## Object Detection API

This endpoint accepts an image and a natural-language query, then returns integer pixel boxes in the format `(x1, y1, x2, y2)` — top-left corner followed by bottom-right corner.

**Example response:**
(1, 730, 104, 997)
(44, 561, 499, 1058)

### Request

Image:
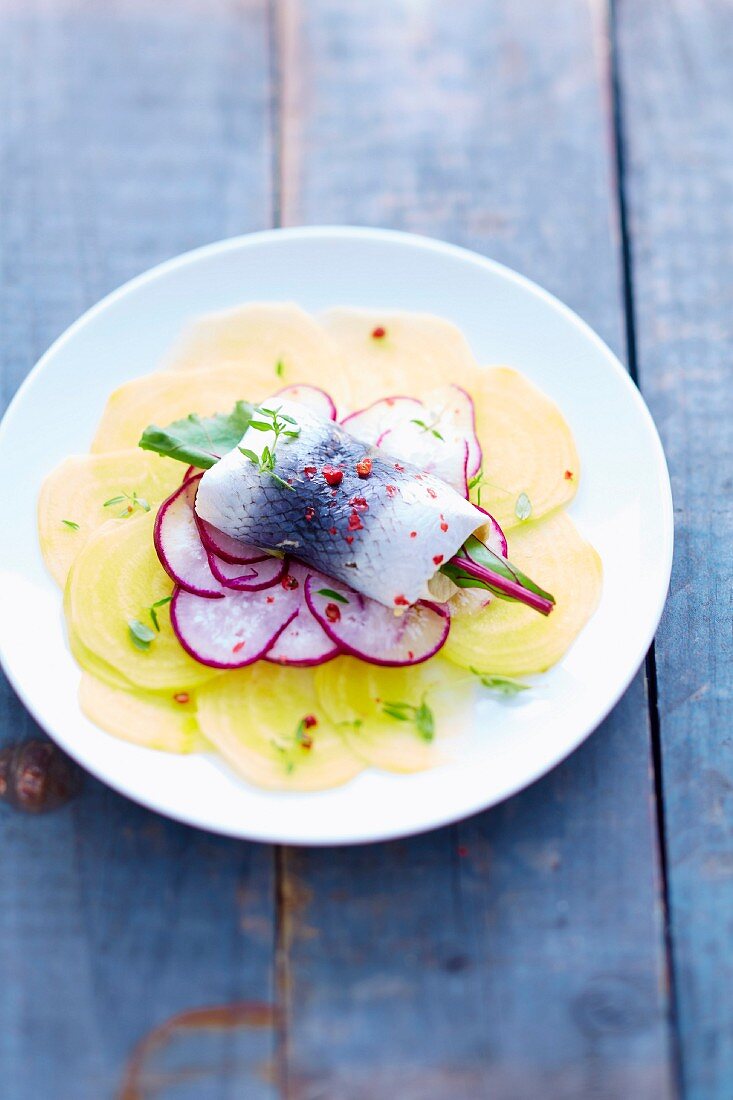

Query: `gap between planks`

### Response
(608, 0, 682, 1092)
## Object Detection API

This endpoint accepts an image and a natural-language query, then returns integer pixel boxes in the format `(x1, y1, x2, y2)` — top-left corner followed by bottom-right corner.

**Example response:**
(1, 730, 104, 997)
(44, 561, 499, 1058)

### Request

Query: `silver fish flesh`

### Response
(195, 398, 482, 608)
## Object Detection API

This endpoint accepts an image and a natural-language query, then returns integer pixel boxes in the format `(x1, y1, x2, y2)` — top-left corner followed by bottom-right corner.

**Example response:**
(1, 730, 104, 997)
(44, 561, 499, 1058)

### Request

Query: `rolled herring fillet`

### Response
(195, 397, 483, 609)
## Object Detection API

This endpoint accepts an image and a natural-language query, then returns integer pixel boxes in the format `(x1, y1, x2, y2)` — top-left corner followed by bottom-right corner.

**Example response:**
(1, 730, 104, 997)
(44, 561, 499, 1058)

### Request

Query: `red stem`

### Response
(450, 556, 554, 616)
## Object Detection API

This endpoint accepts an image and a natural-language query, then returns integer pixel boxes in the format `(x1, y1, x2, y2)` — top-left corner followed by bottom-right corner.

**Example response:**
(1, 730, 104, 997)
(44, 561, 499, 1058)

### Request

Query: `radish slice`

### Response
(208, 552, 288, 591)
(340, 395, 424, 441)
(273, 384, 337, 420)
(304, 575, 450, 666)
(266, 567, 341, 666)
(426, 384, 483, 477)
(171, 579, 300, 668)
(196, 517, 268, 565)
(153, 478, 222, 599)
(377, 424, 469, 496)
(476, 507, 508, 557)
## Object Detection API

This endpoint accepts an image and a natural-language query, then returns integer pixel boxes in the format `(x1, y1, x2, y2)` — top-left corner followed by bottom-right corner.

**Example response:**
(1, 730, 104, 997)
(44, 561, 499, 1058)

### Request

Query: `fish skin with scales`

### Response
(195, 398, 483, 608)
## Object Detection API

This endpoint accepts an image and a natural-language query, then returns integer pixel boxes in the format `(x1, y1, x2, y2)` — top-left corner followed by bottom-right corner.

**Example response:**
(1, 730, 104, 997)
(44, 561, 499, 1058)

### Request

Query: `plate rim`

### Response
(0, 225, 674, 844)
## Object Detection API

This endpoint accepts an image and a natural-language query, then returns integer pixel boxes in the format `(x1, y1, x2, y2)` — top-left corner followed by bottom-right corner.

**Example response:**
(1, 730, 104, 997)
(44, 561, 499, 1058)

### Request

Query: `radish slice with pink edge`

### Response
(196, 516, 269, 565)
(171, 578, 301, 669)
(153, 477, 223, 599)
(425, 384, 483, 478)
(272, 384, 337, 420)
(266, 566, 341, 666)
(476, 506, 508, 557)
(340, 395, 424, 441)
(208, 551, 288, 591)
(304, 575, 450, 667)
(376, 423, 469, 496)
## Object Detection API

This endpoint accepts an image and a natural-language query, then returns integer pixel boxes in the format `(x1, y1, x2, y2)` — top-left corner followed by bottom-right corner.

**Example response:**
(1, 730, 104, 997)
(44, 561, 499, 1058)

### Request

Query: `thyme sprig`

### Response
(381, 699, 435, 741)
(469, 668, 530, 695)
(104, 491, 151, 518)
(467, 467, 532, 519)
(147, 595, 173, 632)
(410, 417, 444, 441)
(239, 405, 300, 492)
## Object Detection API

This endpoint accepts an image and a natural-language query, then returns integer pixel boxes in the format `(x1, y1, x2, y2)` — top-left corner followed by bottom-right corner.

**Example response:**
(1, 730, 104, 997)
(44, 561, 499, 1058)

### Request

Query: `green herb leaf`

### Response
(248, 420, 274, 431)
(269, 471, 295, 491)
(470, 668, 530, 695)
(410, 417, 444, 442)
(128, 618, 156, 651)
(316, 588, 349, 603)
(515, 492, 532, 521)
(139, 401, 255, 469)
(414, 701, 435, 741)
(103, 491, 151, 518)
(382, 703, 411, 722)
(239, 447, 260, 465)
(382, 698, 436, 741)
(275, 360, 285, 378)
(61, 519, 80, 530)
(147, 595, 173, 632)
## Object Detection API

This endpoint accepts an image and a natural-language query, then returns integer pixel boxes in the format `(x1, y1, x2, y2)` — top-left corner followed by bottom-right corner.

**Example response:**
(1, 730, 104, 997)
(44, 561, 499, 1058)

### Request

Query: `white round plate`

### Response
(0, 228, 672, 844)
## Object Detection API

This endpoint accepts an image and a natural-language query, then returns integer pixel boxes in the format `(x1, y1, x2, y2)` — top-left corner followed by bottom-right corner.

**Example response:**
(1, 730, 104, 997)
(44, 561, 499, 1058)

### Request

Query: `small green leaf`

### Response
(61, 519, 80, 530)
(239, 447, 260, 465)
(382, 703, 411, 722)
(128, 618, 155, 651)
(269, 472, 296, 491)
(410, 418, 428, 430)
(275, 360, 285, 378)
(279, 413, 298, 425)
(249, 420, 274, 431)
(470, 668, 530, 696)
(139, 400, 254, 470)
(316, 588, 349, 604)
(134, 494, 151, 513)
(515, 492, 532, 521)
(103, 495, 126, 507)
(431, 429, 444, 441)
(415, 702, 435, 741)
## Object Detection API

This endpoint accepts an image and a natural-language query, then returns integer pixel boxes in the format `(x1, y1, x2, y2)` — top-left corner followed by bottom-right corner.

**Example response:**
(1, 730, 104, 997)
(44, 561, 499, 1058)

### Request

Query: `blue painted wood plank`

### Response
(616, 2, 733, 1097)
(0, 3, 278, 1097)
(275, 2, 675, 1095)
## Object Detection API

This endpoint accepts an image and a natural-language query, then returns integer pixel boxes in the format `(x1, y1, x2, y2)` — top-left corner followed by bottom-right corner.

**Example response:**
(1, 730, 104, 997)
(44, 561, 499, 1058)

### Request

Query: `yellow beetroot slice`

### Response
(444, 511, 602, 676)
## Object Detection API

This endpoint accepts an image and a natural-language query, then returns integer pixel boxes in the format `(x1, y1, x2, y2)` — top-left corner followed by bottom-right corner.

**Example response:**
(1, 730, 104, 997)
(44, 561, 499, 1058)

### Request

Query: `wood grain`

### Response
(0, 3, 277, 1097)
(276, 2, 674, 1096)
(616, 2, 733, 1097)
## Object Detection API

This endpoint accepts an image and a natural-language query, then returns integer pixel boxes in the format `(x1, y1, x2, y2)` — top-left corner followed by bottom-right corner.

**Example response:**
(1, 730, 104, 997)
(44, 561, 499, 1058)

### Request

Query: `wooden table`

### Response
(1, 3, 730, 1097)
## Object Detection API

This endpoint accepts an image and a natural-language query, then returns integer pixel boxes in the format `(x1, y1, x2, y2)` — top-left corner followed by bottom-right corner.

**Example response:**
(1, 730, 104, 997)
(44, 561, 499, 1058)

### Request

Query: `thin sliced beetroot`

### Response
(429, 384, 483, 477)
(341, 395, 423, 442)
(376, 424, 469, 496)
(208, 552, 288, 591)
(266, 566, 341, 666)
(196, 516, 269, 564)
(171, 577, 300, 668)
(476, 507, 508, 557)
(304, 575, 449, 666)
(273, 384, 337, 420)
(153, 477, 222, 598)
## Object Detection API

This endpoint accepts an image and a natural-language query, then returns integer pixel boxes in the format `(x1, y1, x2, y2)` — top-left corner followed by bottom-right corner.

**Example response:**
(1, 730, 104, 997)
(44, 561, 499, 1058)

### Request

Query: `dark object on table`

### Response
(0, 739, 82, 813)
